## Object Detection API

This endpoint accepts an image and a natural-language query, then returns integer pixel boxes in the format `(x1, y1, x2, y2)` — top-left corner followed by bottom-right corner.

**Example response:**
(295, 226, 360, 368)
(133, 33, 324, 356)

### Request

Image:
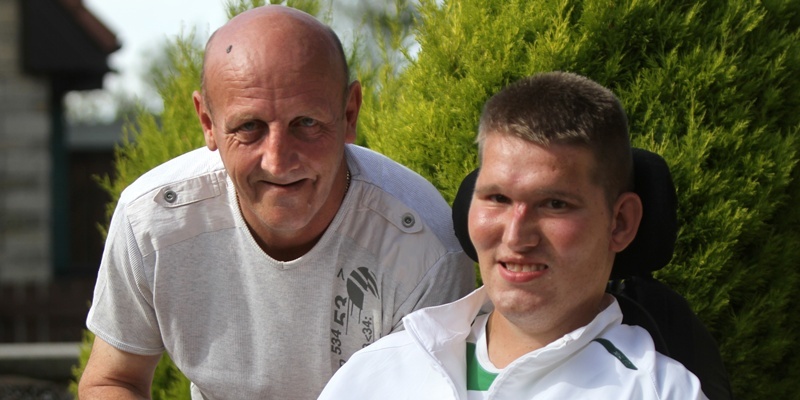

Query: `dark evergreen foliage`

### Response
(360, 1, 800, 398)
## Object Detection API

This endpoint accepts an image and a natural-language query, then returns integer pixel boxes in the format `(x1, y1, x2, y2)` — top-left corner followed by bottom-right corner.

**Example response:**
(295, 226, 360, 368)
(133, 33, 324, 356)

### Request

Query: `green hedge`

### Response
(72, 1, 800, 399)
(360, 1, 800, 399)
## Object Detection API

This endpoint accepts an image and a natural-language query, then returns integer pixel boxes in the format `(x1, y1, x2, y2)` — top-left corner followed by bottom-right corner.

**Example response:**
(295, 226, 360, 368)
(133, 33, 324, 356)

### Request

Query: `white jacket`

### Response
(319, 287, 708, 400)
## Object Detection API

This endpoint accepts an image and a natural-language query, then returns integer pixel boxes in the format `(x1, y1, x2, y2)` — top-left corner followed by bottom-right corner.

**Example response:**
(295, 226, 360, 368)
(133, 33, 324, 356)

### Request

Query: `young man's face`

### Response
(469, 133, 628, 345)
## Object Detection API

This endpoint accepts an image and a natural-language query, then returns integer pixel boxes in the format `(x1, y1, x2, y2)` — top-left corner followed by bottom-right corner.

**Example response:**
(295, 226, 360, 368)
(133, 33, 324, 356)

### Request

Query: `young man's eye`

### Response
(488, 194, 511, 204)
(545, 199, 569, 209)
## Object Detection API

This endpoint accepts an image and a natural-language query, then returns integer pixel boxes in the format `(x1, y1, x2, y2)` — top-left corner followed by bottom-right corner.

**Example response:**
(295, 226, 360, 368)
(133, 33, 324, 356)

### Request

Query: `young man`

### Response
(78, 5, 474, 399)
(318, 72, 707, 399)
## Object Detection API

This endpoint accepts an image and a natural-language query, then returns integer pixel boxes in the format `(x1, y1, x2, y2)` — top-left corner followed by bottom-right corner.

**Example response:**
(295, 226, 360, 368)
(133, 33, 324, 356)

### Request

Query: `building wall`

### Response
(0, 0, 53, 283)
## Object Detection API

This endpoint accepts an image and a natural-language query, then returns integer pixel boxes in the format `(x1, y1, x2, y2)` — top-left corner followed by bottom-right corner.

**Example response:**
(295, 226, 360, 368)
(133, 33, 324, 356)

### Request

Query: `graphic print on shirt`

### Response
(331, 266, 381, 367)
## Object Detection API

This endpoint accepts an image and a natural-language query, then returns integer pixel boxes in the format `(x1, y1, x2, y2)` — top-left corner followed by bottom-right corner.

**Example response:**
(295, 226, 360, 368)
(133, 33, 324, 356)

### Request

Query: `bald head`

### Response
(200, 5, 350, 110)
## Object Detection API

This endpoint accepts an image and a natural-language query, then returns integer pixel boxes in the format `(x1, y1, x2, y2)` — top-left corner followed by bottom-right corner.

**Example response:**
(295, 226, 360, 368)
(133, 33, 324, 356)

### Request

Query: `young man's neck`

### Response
(486, 295, 613, 368)
(485, 311, 551, 369)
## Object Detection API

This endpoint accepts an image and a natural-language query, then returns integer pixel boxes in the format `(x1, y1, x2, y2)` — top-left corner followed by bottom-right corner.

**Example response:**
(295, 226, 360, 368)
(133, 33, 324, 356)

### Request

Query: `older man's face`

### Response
(195, 14, 358, 260)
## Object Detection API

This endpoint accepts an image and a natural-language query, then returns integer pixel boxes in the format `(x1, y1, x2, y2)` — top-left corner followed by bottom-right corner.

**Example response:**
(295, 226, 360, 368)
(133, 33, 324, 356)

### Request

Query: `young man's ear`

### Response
(610, 192, 643, 253)
(193, 90, 217, 151)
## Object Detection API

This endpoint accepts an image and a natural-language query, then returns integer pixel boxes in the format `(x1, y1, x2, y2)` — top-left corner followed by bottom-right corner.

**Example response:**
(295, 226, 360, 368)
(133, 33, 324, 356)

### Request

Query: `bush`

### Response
(359, 0, 800, 398)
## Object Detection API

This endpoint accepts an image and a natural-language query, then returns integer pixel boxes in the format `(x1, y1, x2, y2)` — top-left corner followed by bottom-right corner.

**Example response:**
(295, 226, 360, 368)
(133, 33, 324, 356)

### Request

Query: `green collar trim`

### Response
(593, 338, 638, 370)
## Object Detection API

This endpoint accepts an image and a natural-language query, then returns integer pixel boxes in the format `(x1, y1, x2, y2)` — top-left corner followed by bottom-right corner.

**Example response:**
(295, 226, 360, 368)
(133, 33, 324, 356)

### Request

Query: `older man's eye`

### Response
(241, 121, 259, 131)
(297, 117, 318, 127)
(232, 121, 265, 143)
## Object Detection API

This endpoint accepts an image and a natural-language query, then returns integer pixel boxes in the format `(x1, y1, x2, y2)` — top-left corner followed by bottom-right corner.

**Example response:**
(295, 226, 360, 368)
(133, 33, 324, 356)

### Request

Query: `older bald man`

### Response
(78, 5, 474, 399)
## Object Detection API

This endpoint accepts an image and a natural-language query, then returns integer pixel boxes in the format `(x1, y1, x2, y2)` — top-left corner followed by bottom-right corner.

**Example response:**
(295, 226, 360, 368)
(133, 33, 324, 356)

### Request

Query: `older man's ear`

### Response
(193, 90, 217, 151)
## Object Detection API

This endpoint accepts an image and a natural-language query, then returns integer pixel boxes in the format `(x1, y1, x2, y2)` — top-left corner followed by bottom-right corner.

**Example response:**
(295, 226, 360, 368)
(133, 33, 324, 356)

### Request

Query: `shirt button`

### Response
(401, 213, 415, 228)
(164, 190, 177, 203)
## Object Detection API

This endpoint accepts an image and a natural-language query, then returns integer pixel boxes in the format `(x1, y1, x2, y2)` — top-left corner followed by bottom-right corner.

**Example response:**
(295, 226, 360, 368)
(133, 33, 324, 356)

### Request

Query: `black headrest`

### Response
(451, 148, 678, 279)
(452, 168, 480, 263)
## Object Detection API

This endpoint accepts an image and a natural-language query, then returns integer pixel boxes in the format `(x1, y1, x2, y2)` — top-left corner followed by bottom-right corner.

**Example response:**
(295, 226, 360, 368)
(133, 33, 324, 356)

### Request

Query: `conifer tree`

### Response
(359, 1, 800, 398)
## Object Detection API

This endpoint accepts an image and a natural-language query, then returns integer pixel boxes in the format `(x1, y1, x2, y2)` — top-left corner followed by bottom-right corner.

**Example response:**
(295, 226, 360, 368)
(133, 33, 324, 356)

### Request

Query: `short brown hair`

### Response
(477, 71, 633, 204)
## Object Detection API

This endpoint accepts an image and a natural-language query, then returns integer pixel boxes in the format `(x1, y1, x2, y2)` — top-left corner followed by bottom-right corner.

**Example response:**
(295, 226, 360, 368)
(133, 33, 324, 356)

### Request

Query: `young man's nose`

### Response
(502, 204, 540, 251)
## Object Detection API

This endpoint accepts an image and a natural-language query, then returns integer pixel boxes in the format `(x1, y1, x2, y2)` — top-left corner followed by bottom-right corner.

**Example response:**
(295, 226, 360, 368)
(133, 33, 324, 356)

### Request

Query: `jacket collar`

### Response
(401, 287, 491, 397)
(401, 287, 625, 396)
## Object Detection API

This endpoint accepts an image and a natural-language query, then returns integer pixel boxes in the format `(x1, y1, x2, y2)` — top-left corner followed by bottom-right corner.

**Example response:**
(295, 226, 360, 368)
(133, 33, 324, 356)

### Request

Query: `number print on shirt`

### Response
(331, 266, 382, 366)
(362, 316, 373, 347)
